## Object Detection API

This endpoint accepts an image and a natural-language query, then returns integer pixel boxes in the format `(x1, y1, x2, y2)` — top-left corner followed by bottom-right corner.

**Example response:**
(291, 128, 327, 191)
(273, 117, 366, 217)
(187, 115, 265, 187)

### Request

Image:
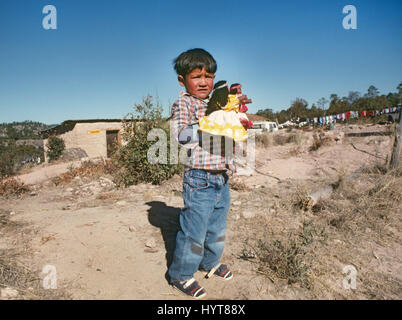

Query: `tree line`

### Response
(256, 83, 402, 124)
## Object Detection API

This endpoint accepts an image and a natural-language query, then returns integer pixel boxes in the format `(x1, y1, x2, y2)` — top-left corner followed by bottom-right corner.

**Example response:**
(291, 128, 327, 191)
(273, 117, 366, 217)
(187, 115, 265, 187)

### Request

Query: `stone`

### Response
(145, 238, 156, 248)
(129, 225, 136, 232)
(116, 200, 127, 206)
(1, 287, 18, 299)
(233, 200, 242, 206)
(242, 210, 257, 219)
(232, 214, 240, 221)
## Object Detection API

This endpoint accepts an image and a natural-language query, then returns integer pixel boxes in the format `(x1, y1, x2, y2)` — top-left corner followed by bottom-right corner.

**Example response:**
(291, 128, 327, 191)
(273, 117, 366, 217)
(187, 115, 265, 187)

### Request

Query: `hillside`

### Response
(0, 121, 56, 178)
(0, 121, 55, 141)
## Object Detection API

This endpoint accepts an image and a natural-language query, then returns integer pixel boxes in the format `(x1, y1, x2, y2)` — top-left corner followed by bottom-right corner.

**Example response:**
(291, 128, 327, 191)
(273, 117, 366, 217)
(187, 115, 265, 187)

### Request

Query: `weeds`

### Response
(309, 134, 332, 151)
(51, 160, 117, 186)
(229, 178, 250, 192)
(0, 177, 30, 197)
(254, 219, 327, 289)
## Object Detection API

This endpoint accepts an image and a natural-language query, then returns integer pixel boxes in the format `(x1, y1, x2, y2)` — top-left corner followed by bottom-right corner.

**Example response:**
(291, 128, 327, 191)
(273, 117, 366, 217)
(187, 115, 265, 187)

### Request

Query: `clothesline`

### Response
(306, 106, 401, 125)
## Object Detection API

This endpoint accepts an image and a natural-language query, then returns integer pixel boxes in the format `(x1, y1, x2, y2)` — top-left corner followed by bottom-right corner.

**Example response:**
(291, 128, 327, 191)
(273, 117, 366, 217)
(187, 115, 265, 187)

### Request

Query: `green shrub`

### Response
(112, 95, 183, 186)
(46, 136, 65, 162)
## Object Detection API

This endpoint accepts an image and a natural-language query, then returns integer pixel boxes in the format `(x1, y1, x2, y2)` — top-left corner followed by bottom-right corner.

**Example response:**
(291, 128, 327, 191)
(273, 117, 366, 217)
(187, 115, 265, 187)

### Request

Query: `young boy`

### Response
(168, 48, 234, 299)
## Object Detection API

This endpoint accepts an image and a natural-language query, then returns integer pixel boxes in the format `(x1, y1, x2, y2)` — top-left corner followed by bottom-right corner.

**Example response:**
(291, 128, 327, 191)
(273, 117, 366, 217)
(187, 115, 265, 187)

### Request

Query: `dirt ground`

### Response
(0, 123, 401, 300)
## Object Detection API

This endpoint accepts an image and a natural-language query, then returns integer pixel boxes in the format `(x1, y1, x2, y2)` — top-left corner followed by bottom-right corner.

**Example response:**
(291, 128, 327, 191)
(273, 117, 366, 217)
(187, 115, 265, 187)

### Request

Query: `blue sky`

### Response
(0, 0, 401, 124)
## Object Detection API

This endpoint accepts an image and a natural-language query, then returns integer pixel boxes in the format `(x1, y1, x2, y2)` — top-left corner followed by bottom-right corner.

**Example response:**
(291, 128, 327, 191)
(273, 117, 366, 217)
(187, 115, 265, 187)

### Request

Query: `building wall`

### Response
(43, 122, 124, 162)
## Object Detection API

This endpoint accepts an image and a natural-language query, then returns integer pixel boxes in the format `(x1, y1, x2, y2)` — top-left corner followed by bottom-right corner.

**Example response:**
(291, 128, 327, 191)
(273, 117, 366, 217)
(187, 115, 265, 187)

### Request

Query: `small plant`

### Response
(112, 95, 183, 186)
(309, 134, 331, 151)
(229, 178, 249, 191)
(46, 136, 65, 162)
(0, 177, 30, 196)
(255, 133, 273, 148)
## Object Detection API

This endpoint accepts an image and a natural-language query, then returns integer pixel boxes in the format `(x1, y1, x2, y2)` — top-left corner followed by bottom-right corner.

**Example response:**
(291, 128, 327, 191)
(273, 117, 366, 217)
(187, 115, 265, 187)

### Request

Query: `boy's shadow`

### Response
(146, 201, 181, 282)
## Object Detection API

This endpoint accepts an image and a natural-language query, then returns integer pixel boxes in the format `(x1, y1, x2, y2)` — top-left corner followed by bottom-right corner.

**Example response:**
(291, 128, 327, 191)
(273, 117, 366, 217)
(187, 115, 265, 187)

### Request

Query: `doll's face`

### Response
(230, 84, 242, 95)
(178, 67, 215, 99)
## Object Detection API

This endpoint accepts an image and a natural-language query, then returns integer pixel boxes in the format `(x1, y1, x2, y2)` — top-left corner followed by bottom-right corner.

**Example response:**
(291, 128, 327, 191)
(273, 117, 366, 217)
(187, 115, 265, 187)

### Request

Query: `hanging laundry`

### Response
(346, 111, 351, 120)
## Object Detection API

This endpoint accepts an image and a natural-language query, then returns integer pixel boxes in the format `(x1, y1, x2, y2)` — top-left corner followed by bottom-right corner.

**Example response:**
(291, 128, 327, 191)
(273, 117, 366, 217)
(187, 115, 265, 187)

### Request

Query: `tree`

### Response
(46, 136, 65, 162)
(397, 82, 402, 104)
(256, 108, 274, 120)
(316, 97, 329, 110)
(288, 98, 308, 120)
(347, 91, 361, 104)
(365, 85, 379, 99)
(112, 95, 182, 186)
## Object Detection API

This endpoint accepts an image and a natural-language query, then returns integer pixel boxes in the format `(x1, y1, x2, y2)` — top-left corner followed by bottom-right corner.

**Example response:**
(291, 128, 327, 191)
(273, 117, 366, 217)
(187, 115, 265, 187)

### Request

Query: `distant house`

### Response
(40, 119, 124, 162)
(245, 113, 270, 122)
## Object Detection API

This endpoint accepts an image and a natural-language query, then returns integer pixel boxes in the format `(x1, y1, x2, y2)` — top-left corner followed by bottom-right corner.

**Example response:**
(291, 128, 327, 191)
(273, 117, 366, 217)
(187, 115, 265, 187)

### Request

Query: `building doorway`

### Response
(106, 130, 120, 158)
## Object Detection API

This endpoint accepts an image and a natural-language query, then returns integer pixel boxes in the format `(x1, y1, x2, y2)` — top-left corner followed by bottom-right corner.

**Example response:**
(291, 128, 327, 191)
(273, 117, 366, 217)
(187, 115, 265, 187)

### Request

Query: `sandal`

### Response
(204, 263, 233, 280)
(170, 278, 207, 299)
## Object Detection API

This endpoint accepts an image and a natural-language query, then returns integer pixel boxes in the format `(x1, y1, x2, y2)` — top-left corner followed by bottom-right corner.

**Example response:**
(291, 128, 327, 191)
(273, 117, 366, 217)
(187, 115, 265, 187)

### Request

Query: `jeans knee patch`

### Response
(190, 243, 203, 255)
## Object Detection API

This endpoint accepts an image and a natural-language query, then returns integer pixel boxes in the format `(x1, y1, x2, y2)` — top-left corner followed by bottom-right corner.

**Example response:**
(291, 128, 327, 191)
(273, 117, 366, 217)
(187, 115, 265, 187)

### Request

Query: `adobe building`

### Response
(41, 119, 124, 163)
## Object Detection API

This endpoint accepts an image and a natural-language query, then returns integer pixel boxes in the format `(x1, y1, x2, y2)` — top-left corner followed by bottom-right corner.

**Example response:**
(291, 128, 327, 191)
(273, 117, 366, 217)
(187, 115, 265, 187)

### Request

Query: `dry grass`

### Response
(243, 162, 402, 298)
(229, 178, 250, 192)
(51, 160, 117, 186)
(0, 177, 30, 197)
(0, 210, 70, 299)
(309, 134, 333, 151)
(256, 131, 306, 149)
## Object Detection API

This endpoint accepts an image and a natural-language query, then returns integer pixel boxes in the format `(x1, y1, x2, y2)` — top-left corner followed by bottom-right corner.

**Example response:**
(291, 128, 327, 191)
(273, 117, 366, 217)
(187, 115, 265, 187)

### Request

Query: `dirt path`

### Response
(1, 124, 400, 300)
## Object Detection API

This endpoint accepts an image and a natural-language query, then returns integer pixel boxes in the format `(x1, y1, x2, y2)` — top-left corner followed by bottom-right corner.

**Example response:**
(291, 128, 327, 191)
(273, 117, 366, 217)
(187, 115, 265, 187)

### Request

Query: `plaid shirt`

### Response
(171, 91, 232, 171)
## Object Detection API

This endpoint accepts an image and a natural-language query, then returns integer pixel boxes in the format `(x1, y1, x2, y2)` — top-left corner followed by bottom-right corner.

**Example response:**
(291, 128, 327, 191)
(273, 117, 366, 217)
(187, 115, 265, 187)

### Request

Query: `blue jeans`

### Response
(168, 169, 231, 282)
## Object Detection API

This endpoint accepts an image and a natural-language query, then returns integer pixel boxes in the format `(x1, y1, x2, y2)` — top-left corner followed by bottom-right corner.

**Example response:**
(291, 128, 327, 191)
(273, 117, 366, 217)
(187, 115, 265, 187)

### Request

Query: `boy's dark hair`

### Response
(206, 80, 228, 116)
(174, 48, 217, 77)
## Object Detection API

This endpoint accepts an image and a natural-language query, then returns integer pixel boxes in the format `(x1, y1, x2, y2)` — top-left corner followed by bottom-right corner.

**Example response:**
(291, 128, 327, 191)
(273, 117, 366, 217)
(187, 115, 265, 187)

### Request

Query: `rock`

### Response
(232, 214, 240, 221)
(116, 200, 127, 206)
(9, 211, 15, 216)
(29, 191, 37, 196)
(1, 287, 19, 299)
(233, 200, 242, 206)
(129, 225, 136, 232)
(66, 188, 74, 193)
(99, 177, 114, 185)
(242, 210, 257, 219)
(145, 238, 156, 248)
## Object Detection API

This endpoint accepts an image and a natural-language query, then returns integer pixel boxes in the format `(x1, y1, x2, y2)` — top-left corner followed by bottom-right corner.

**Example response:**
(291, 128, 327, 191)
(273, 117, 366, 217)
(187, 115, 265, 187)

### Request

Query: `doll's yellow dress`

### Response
(198, 94, 248, 142)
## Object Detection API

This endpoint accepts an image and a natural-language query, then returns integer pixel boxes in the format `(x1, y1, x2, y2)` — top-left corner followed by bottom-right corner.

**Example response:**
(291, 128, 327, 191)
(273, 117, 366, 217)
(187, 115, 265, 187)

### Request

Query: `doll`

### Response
(199, 81, 252, 142)
(229, 83, 253, 130)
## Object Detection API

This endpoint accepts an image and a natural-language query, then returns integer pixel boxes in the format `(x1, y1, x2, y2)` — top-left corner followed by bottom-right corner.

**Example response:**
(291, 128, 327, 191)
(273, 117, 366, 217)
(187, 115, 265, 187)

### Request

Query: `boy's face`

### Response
(178, 67, 215, 100)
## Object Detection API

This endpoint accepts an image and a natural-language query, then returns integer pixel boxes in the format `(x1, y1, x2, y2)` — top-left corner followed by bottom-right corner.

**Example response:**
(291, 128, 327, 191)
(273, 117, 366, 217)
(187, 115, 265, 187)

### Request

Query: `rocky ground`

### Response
(0, 123, 401, 300)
